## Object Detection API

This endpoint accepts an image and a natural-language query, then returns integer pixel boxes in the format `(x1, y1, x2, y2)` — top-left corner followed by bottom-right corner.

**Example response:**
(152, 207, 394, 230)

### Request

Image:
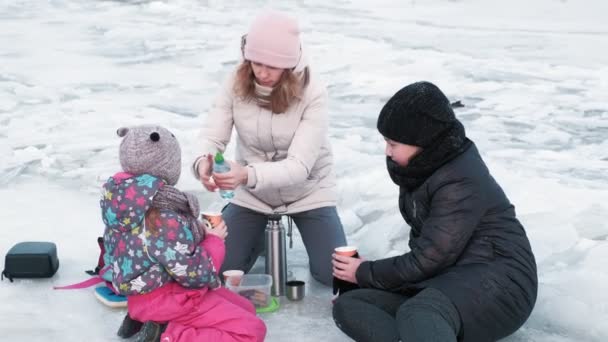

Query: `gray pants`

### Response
(333, 288, 461, 342)
(220, 203, 347, 286)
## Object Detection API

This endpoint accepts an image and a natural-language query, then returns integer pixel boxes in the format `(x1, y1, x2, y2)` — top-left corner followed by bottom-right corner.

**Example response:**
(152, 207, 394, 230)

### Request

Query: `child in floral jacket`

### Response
(101, 125, 266, 342)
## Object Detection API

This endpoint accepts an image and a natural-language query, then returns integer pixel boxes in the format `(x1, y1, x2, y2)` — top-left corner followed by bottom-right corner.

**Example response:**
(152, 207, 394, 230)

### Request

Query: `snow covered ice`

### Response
(1, 0, 607, 341)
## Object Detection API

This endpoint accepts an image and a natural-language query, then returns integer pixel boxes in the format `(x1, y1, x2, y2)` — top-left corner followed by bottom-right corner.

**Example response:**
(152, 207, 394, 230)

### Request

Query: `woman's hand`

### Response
(212, 161, 248, 190)
(332, 253, 365, 284)
(197, 155, 218, 192)
(204, 219, 228, 241)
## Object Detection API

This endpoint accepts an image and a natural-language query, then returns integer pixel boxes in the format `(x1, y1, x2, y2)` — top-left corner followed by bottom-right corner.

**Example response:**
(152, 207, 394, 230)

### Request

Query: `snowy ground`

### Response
(1, 0, 607, 341)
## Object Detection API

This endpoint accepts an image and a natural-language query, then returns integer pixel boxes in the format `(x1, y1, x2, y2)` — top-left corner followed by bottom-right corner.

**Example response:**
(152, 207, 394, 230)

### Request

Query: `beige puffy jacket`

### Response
(196, 67, 336, 215)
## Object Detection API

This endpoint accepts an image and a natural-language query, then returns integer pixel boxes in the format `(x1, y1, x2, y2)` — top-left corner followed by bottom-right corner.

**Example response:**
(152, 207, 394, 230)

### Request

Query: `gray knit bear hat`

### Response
(117, 125, 181, 186)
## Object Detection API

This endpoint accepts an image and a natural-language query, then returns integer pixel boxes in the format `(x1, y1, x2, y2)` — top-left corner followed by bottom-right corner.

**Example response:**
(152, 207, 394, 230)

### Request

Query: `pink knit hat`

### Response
(244, 11, 301, 69)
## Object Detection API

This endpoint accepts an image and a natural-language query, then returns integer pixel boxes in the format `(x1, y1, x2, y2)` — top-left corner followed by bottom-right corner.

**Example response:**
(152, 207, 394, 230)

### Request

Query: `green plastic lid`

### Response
(214, 152, 224, 163)
(256, 296, 280, 313)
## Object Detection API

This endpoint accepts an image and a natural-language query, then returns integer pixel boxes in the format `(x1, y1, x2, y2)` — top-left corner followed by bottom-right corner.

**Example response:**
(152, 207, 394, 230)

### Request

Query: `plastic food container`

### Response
(226, 274, 272, 308)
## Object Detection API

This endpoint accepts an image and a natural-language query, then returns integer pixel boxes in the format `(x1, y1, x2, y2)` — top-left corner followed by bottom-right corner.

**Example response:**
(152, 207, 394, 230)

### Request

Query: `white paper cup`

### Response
(335, 246, 358, 257)
(222, 270, 244, 286)
(201, 211, 222, 230)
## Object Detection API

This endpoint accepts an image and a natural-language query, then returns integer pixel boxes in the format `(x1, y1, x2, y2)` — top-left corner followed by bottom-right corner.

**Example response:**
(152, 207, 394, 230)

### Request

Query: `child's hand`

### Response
(204, 219, 228, 241)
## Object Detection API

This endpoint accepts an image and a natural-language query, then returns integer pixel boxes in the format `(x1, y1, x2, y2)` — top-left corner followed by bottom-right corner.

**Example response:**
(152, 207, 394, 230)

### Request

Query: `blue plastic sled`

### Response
(94, 285, 127, 308)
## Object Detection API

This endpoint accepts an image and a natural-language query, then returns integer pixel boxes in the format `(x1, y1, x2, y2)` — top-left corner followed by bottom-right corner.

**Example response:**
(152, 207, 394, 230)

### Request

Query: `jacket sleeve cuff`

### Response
(192, 155, 205, 180)
(246, 165, 257, 189)
(356, 260, 374, 288)
(201, 235, 226, 271)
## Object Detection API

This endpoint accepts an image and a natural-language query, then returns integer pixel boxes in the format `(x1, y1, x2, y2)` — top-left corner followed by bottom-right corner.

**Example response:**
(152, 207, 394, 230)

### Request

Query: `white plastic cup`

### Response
(222, 270, 244, 286)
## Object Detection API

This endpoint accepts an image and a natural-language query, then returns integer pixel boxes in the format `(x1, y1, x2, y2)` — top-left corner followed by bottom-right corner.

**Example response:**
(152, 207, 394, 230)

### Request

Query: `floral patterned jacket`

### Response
(100, 173, 220, 296)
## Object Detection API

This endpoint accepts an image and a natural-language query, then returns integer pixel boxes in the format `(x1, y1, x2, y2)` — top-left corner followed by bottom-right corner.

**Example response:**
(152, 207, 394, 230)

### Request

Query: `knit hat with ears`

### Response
(117, 125, 181, 186)
(243, 10, 302, 69)
(377, 81, 457, 148)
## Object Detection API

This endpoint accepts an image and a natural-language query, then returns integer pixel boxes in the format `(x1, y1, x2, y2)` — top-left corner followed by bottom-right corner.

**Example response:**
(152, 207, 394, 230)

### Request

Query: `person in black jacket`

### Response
(332, 81, 538, 342)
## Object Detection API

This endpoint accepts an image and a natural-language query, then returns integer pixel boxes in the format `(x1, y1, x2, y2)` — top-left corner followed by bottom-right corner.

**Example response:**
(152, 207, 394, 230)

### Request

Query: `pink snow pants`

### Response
(128, 282, 266, 342)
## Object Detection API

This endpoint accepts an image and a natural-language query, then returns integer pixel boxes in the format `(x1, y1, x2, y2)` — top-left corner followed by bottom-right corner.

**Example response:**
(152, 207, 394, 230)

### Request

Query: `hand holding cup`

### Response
(202, 212, 227, 241)
(201, 211, 223, 230)
(332, 246, 364, 285)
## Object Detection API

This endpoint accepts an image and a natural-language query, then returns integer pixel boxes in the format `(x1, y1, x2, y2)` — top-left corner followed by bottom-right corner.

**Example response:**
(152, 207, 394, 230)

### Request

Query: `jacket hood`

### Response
(100, 172, 164, 233)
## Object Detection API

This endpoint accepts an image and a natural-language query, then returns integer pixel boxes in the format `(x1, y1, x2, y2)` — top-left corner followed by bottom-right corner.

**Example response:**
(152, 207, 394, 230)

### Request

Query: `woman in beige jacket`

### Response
(193, 11, 347, 286)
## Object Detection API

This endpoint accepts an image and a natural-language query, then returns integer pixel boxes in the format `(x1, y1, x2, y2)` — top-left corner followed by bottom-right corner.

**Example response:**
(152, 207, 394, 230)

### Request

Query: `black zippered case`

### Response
(2, 242, 59, 282)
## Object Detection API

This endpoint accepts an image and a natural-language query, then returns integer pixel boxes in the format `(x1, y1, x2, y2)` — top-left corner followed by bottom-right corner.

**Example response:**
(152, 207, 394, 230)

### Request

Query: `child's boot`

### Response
(116, 314, 143, 338)
(134, 321, 168, 342)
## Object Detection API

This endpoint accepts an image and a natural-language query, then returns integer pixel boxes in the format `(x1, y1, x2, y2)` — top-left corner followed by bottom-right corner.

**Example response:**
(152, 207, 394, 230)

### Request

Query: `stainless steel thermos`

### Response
(265, 214, 287, 296)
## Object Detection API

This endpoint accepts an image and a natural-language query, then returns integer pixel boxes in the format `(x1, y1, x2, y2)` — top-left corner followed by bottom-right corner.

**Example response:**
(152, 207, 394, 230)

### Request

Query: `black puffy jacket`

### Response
(356, 143, 538, 342)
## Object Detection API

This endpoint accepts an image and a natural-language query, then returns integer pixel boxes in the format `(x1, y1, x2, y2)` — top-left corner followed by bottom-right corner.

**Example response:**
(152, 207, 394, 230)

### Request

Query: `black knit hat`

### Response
(377, 81, 456, 147)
